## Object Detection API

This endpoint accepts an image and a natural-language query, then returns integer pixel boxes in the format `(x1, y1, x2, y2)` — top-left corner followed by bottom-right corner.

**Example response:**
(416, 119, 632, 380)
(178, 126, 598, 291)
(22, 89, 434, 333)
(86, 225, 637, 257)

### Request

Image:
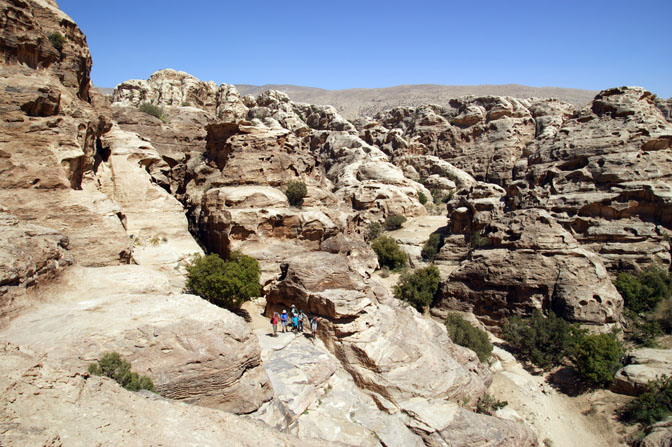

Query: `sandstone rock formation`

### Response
(435, 209, 623, 327)
(638, 417, 672, 447)
(0, 342, 327, 447)
(613, 348, 672, 396)
(0, 265, 273, 414)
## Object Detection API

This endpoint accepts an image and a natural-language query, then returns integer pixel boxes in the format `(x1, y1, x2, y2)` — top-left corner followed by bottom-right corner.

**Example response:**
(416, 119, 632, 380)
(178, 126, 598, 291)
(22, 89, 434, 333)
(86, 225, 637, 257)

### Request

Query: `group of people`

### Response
(270, 304, 318, 337)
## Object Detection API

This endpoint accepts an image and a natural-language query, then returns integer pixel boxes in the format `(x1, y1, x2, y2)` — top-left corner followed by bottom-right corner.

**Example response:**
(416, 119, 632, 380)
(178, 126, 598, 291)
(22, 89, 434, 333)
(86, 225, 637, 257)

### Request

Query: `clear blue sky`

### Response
(58, 0, 672, 98)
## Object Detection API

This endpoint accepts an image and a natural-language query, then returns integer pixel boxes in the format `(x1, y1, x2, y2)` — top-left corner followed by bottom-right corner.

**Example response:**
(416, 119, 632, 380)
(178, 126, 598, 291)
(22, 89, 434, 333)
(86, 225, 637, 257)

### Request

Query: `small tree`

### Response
(394, 265, 440, 311)
(185, 252, 261, 308)
(421, 233, 444, 261)
(445, 313, 492, 362)
(384, 213, 406, 230)
(616, 268, 672, 314)
(371, 236, 407, 270)
(572, 332, 623, 388)
(88, 352, 155, 392)
(501, 309, 581, 370)
(418, 191, 428, 205)
(285, 180, 308, 207)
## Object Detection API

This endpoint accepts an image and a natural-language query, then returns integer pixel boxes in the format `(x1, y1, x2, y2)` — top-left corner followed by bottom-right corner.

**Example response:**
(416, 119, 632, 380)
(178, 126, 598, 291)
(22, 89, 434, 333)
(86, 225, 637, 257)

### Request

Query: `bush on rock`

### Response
(185, 252, 261, 308)
(285, 180, 308, 207)
(445, 313, 493, 362)
(88, 352, 155, 392)
(371, 236, 407, 271)
(394, 265, 440, 311)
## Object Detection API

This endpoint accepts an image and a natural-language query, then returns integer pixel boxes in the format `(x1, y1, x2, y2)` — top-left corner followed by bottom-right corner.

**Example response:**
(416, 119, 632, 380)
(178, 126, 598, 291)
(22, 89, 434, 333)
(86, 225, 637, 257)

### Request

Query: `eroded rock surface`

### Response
(613, 348, 672, 396)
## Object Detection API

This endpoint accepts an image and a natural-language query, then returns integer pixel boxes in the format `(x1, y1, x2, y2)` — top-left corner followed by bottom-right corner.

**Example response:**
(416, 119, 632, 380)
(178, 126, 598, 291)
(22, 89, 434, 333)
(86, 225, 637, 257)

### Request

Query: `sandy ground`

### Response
(488, 348, 634, 447)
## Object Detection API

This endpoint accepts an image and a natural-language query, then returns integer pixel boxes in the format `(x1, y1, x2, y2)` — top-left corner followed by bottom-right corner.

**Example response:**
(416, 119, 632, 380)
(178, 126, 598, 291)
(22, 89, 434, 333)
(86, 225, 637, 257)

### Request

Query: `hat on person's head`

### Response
(291, 304, 295, 307)
(282, 310, 287, 313)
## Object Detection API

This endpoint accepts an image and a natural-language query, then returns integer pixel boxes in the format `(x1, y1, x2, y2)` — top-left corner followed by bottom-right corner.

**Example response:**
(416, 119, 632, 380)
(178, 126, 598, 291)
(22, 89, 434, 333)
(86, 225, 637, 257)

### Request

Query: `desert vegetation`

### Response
(393, 265, 440, 311)
(384, 213, 407, 231)
(47, 32, 65, 52)
(285, 180, 308, 207)
(371, 236, 407, 270)
(421, 233, 444, 262)
(621, 375, 672, 426)
(88, 352, 155, 392)
(615, 268, 672, 346)
(501, 310, 623, 387)
(445, 313, 492, 362)
(185, 252, 261, 308)
(138, 102, 168, 123)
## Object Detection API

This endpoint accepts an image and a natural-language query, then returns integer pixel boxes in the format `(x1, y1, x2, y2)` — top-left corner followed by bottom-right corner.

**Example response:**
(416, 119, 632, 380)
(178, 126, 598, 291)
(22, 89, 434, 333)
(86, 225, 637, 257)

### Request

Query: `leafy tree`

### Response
(47, 32, 65, 52)
(185, 252, 261, 308)
(285, 180, 308, 207)
(384, 213, 406, 230)
(501, 309, 582, 370)
(421, 233, 444, 261)
(138, 102, 168, 123)
(445, 313, 493, 362)
(394, 265, 440, 311)
(88, 352, 155, 392)
(371, 236, 407, 270)
(616, 268, 672, 313)
(418, 191, 428, 205)
(572, 332, 623, 387)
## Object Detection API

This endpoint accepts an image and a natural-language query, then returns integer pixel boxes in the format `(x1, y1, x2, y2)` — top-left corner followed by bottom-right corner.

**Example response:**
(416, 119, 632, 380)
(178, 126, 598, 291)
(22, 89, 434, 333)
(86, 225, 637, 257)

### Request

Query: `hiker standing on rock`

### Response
(310, 316, 317, 336)
(297, 309, 305, 332)
(280, 310, 288, 333)
(271, 312, 279, 337)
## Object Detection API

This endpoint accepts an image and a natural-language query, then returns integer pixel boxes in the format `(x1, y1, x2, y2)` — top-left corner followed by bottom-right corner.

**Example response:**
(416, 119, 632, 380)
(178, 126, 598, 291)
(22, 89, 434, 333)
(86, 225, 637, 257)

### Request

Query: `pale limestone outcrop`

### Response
(613, 348, 672, 396)
(0, 266, 273, 414)
(112, 68, 249, 120)
(0, 342, 329, 447)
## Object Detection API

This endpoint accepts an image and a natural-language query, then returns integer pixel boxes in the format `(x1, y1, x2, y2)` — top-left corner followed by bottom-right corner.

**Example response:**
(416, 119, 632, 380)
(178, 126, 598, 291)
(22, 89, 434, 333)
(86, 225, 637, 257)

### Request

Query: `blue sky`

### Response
(58, 0, 672, 97)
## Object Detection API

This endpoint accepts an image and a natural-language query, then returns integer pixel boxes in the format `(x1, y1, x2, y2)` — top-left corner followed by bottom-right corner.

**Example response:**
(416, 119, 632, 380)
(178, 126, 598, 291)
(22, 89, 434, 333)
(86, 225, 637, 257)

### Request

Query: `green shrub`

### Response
(572, 332, 623, 387)
(418, 191, 428, 205)
(47, 32, 65, 52)
(394, 265, 440, 311)
(445, 313, 492, 362)
(501, 309, 581, 370)
(471, 229, 489, 248)
(384, 213, 406, 230)
(371, 236, 407, 270)
(285, 180, 308, 207)
(476, 393, 508, 415)
(367, 222, 382, 241)
(185, 252, 261, 308)
(621, 375, 672, 426)
(616, 268, 672, 314)
(88, 352, 155, 392)
(138, 102, 168, 123)
(421, 233, 444, 262)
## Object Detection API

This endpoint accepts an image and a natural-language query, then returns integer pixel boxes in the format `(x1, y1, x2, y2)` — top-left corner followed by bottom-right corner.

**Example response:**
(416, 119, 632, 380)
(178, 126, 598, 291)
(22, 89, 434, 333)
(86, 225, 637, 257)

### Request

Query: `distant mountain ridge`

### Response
(234, 83, 599, 119)
(98, 83, 598, 119)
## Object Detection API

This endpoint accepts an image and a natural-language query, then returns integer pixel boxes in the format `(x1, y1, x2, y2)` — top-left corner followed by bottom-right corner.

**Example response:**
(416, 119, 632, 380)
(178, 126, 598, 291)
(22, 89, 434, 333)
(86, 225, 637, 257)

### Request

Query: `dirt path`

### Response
(488, 347, 631, 447)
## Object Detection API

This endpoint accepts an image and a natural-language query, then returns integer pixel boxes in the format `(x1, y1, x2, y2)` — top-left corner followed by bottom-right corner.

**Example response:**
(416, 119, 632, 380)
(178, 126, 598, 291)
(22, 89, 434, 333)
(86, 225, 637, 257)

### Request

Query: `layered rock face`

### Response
(0, 0, 274, 434)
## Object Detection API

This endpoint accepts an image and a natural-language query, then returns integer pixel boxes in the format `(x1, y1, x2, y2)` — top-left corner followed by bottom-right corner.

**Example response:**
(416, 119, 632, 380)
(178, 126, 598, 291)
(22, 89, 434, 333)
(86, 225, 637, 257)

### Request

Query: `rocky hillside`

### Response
(234, 83, 599, 119)
(3, 0, 672, 446)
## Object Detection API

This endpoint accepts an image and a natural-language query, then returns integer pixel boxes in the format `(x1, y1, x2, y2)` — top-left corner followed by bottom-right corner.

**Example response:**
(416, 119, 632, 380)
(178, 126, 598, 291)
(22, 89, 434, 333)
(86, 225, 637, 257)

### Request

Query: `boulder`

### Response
(613, 348, 672, 396)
